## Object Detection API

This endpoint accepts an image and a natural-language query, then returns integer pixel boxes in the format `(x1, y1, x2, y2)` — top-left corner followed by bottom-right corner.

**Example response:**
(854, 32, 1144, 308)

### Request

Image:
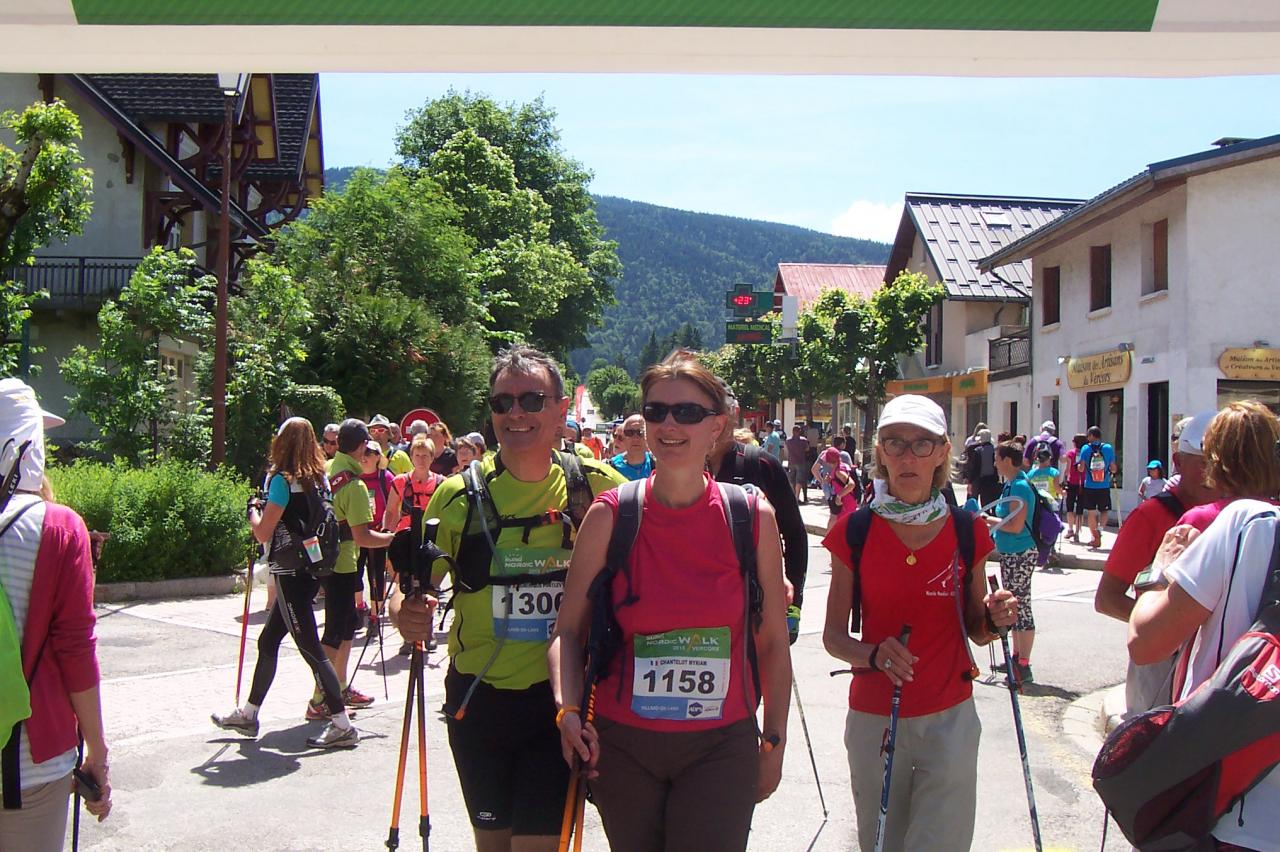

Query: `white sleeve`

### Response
(1164, 513, 1233, 612)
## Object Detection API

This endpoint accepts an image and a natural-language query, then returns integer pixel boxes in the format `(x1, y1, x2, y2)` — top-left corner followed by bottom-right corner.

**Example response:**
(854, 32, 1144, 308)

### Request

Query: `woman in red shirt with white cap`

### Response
(822, 394, 1016, 852)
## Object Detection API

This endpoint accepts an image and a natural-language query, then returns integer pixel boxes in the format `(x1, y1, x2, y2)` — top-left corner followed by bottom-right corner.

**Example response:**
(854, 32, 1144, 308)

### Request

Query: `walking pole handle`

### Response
(986, 576, 1010, 637)
(897, 625, 912, 647)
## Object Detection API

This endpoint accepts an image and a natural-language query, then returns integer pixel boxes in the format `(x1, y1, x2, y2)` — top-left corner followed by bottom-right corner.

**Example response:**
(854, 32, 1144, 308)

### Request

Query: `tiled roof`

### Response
(773, 263, 887, 310)
(84, 73, 318, 180)
(887, 193, 1083, 301)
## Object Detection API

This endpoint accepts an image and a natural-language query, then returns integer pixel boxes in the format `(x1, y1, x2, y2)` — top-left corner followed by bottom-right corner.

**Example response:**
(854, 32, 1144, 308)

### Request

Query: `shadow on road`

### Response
(193, 724, 361, 787)
(973, 677, 1082, 701)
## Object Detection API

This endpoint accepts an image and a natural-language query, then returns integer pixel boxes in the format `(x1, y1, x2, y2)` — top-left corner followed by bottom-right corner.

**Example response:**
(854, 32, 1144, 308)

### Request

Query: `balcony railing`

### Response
(5, 256, 141, 311)
(989, 327, 1031, 378)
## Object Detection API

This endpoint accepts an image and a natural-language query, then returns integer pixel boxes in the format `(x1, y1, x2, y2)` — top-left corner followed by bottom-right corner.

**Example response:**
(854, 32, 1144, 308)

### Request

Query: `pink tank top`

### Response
(593, 475, 757, 732)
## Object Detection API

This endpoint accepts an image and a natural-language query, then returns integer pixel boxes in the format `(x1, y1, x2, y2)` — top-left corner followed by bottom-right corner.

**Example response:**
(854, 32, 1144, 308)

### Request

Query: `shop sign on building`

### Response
(1218, 347, 1280, 381)
(952, 370, 988, 397)
(1067, 349, 1132, 390)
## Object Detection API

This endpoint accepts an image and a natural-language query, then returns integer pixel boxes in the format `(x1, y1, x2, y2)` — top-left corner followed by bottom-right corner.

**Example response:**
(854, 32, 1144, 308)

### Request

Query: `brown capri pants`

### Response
(845, 699, 981, 852)
(0, 773, 72, 852)
(590, 717, 759, 852)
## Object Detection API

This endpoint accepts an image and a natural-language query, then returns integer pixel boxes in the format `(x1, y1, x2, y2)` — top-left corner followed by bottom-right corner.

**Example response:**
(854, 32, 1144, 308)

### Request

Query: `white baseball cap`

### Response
(877, 395, 948, 438)
(1175, 411, 1217, 456)
(0, 379, 62, 491)
(1041, 420, 1056, 433)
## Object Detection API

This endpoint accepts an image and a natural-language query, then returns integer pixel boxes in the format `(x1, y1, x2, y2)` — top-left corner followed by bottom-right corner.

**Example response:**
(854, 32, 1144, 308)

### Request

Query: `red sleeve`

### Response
(822, 512, 854, 569)
(44, 506, 101, 693)
(1104, 503, 1169, 585)
(970, 513, 995, 560)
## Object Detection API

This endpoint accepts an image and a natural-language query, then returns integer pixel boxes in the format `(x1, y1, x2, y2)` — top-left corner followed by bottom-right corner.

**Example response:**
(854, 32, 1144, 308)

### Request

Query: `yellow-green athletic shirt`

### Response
(330, 451, 372, 575)
(425, 452, 625, 690)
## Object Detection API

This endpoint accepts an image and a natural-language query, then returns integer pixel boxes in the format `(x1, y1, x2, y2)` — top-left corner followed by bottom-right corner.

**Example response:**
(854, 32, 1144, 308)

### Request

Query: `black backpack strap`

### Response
(585, 479, 645, 694)
(556, 451, 594, 532)
(844, 507, 874, 632)
(1152, 489, 1186, 520)
(950, 505, 976, 577)
(718, 482, 763, 707)
(740, 443, 763, 486)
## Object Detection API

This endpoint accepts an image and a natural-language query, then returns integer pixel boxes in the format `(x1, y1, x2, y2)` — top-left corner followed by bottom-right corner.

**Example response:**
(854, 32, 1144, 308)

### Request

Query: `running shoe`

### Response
(1016, 662, 1035, 684)
(355, 604, 369, 632)
(399, 641, 414, 657)
(343, 686, 375, 709)
(306, 722, 359, 749)
(211, 708, 259, 738)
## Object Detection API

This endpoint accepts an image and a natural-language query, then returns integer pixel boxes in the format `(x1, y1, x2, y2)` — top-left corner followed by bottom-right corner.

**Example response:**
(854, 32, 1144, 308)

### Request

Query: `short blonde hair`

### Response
(408, 434, 437, 460)
(1204, 401, 1280, 498)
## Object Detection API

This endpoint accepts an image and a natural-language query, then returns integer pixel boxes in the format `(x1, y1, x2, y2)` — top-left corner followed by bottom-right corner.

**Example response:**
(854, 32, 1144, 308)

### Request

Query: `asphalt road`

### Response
(71, 533, 1134, 851)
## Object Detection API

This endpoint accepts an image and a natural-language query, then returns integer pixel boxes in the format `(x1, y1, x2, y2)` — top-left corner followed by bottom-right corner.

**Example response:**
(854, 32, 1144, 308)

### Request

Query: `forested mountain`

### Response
(322, 169, 890, 378)
(578, 196, 889, 377)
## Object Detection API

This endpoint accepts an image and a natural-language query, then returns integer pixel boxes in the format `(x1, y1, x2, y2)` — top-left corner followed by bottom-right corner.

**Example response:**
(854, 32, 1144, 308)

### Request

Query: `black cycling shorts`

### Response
(319, 570, 359, 649)
(1062, 483, 1082, 514)
(1080, 487, 1112, 513)
(443, 666, 569, 836)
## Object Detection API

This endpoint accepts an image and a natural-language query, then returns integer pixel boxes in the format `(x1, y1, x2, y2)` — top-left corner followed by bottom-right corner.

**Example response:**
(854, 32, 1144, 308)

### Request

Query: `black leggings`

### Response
(247, 573, 345, 715)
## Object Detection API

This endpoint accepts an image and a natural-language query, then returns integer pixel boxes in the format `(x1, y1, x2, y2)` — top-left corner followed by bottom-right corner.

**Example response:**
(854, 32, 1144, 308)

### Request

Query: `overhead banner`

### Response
(1218, 348, 1280, 382)
(1067, 349, 1132, 390)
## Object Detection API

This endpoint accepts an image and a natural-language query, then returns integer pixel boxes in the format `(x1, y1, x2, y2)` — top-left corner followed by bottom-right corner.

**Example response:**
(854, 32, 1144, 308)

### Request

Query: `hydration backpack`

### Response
(1023, 483, 1064, 567)
(976, 443, 997, 479)
(268, 475, 344, 578)
(1093, 508, 1280, 850)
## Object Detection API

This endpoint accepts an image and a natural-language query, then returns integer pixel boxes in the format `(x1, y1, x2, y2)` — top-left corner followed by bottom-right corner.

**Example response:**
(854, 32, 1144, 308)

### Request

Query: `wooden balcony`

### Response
(7, 256, 141, 311)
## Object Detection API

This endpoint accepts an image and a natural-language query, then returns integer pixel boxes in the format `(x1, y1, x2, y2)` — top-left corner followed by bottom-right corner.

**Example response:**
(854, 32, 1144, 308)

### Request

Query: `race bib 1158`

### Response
(631, 626, 731, 721)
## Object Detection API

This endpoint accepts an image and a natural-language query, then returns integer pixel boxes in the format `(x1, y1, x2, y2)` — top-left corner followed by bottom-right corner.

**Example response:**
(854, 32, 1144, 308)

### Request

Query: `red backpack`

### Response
(1092, 508, 1280, 850)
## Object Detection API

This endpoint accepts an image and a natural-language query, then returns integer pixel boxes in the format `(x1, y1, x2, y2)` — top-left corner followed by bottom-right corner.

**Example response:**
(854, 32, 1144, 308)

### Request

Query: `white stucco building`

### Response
(981, 134, 1280, 515)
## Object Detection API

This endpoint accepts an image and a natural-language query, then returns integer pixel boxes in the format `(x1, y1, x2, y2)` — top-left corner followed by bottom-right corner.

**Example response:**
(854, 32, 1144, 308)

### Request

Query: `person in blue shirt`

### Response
(988, 441, 1040, 683)
(762, 420, 784, 459)
(607, 413, 655, 481)
(1076, 426, 1117, 549)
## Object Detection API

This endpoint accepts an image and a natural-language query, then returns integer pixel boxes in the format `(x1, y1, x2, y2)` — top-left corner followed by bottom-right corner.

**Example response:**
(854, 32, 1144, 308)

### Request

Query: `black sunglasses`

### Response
(623, 428, 645, 437)
(641, 402, 720, 425)
(488, 391, 551, 414)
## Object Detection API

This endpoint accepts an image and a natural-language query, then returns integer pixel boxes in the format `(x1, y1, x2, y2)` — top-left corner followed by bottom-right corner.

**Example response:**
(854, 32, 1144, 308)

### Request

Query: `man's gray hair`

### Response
(490, 345, 566, 399)
(323, 423, 340, 436)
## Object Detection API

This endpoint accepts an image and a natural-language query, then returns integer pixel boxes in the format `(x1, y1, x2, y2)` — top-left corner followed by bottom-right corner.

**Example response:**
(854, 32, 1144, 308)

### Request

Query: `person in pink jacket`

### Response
(0, 379, 112, 851)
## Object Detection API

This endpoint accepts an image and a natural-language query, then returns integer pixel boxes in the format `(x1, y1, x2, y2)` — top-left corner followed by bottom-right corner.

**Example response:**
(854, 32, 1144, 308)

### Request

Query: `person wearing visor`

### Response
(822, 394, 1016, 852)
(0, 380, 112, 848)
(392, 346, 623, 852)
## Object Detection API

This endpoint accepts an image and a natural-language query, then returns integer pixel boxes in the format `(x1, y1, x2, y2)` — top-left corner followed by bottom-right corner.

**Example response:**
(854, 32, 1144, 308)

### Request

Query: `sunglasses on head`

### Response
(489, 391, 551, 414)
(641, 402, 720, 425)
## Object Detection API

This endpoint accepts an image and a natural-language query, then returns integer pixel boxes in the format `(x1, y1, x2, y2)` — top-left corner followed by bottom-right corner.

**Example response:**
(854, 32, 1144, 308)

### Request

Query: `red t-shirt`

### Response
(822, 512, 994, 718)
(1180, 496, 1280, 532)
(1103, 487, 1185, 585)
(593, 475, 758, 732)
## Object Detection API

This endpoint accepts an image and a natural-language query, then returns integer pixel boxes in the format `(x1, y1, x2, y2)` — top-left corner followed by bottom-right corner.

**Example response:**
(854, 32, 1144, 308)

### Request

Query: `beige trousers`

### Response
(845, 700, 980, 852)
(0, 772, 72, 852)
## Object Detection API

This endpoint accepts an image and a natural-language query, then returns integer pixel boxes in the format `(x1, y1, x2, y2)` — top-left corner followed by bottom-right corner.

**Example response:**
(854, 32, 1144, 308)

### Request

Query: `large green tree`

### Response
(584, 364, 638, 420)
(0, 100, 93, 375)
(273, 168, 492, 428)
(396, 91, 620, 357)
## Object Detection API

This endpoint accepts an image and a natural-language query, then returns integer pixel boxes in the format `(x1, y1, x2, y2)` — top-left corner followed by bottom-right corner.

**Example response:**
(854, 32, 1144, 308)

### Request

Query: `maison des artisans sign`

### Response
(1067, 349, 1132, 390)
(1219, 348, 1280, 381)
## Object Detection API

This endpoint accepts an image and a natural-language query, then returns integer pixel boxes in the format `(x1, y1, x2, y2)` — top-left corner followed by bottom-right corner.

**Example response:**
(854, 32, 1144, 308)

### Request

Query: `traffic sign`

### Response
(725, 284, 773, 318)
(725, 320, 773, 344)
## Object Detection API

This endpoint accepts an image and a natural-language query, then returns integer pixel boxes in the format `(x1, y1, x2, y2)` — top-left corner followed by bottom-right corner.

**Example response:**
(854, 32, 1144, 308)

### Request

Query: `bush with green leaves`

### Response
(47, 460, 254, 583)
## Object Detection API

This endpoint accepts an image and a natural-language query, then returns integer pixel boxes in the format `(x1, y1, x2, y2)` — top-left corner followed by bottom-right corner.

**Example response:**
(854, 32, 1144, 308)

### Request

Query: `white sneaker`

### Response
(211, 708, 259, 738)
(306, 722, 359, 749)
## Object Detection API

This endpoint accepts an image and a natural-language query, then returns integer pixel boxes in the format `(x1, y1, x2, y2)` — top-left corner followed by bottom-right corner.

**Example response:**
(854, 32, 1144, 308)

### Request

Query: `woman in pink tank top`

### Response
(548, 351, 792, 852)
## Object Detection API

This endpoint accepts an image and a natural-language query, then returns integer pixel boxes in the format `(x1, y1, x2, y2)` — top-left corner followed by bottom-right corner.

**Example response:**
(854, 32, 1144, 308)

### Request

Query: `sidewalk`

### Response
(796, 494, 1115, 571)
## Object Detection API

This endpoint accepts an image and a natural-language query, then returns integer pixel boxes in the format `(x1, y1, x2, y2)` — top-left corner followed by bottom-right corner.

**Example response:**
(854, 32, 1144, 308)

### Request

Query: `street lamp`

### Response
(211, 72, 245, 468)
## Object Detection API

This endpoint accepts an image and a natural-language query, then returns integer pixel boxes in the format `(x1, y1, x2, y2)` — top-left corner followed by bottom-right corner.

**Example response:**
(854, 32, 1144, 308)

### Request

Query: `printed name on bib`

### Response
(631, 626, 731, 721)
(490, 548, 571, 641)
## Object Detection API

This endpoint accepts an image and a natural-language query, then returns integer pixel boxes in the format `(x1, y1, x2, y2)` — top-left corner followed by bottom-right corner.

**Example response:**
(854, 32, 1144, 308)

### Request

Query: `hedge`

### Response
(47, 460, 255, 584)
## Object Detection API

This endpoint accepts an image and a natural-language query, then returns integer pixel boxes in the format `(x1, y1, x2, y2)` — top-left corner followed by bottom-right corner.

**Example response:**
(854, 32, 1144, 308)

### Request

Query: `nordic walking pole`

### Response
(988, 575, 1043, 852)
(791, 676, 828, 818)
(572, 688, 596, 852)
(873, 625, 911, 852)
(386, 644, 416, 851)
(414, 641, 431, 852)
(235, 555, 254, 706)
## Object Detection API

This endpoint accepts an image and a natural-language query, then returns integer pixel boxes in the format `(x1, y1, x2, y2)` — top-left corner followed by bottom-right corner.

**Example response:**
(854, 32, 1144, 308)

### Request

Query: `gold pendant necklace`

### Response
(905, 551, 917, 566)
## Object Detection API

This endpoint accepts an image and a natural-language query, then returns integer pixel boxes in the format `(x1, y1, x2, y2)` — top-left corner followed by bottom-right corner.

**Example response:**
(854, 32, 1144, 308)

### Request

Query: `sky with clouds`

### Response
(321, 73, 1280, 244)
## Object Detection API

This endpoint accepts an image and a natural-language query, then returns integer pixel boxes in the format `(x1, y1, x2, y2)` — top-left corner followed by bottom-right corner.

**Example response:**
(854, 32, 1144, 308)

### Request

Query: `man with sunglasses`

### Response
(710, 389, 808, 643)
(392, 346, 624, 852)
(607, 413, 655, 482)
(321, 423, 339, 464)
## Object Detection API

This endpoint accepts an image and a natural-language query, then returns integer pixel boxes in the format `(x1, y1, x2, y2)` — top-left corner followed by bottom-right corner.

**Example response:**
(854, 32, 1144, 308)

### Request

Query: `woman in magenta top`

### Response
(549, 351, 791, 852)
(821, 394, 1016, 852)
(1063, 433, 1088, 542)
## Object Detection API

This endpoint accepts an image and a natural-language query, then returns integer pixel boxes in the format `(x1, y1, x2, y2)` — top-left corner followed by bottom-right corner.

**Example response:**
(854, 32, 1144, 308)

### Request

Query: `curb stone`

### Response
(94, 574, 238, 604)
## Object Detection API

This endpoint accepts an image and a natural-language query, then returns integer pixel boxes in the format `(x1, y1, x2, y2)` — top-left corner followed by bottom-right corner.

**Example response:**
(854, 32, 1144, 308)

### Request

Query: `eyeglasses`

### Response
(322, 438, 338, 446)
(365, 448, 382, 457)
(489, 391, 551, 414)
(623, 428, 645, 438)
(880, 437, 941, 458)
(641, 402, 720, 425)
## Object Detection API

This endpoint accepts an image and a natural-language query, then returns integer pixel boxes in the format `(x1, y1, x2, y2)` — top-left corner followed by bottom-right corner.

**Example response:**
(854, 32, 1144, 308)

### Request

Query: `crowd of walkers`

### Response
(9, 337, 1280, 851)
